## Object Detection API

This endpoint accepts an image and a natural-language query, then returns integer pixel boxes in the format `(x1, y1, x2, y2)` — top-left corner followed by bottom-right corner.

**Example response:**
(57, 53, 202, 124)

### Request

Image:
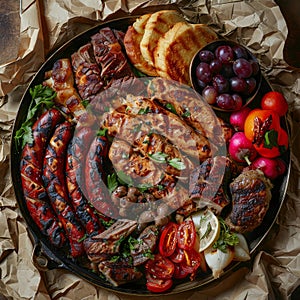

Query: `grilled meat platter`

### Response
(11, 12, 290, 295)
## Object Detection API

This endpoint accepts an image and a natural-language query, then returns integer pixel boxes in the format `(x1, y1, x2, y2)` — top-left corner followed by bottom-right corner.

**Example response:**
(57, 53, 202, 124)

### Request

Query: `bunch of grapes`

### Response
(193, 42, 260, 111)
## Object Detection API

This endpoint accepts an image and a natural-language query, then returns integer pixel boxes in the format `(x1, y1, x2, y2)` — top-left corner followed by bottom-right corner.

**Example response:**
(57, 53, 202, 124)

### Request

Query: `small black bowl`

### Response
(189, 39, 262, 112)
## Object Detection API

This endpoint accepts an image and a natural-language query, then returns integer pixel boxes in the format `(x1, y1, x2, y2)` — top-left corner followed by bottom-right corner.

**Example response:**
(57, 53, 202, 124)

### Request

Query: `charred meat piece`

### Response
(98, 259, 143, 286)
(226, 169, 273, 233)
(189, 156, 240, 214)
(130, 225, 158, 266)
(71, 43, 104, 101)
(84, 219, 137, 263)
(43, 59, 87, 120)
(91, 27, 134, 83)
(147, 77, 226, 148)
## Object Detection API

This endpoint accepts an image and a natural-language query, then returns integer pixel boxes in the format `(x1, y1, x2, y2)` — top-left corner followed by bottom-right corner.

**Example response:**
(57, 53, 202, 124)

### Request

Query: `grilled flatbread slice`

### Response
(124, 14, 158, 76)
(140, 10, 185, 67)
(154, 22, 218, 85)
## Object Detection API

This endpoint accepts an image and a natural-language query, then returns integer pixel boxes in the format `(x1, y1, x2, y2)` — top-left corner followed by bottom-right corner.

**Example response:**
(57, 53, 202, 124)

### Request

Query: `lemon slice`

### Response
(191, 209, 220, 252)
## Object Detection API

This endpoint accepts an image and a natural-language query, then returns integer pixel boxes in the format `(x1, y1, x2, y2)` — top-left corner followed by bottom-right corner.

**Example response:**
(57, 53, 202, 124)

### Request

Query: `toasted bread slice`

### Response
(140, 10, 185, 67)
(154, 22, 218, 85)
(124, 14, 158, 76)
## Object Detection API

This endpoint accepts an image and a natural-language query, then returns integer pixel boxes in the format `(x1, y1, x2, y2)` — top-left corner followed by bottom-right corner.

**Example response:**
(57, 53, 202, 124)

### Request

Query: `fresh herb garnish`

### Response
(165, 103, 177, 114)
(138, 106, 150, 115)
(97, 127, 108, 137)
(143, 249, 154, 259)
(168, 158, 186, 170)
(81, 99, 89, 108)
(213, 218, 239, 253)
(148, 152, 168, 163)
(200, 222, 212, 240)
(110, 255, 120, 262)
(182, 109, 191, 118)
(264, 129, 279, 149)
(78, 234, 88, 243)
(107, 173, 118, 194)
(14, 84, 56, 149)
(117, 171, 134, 186)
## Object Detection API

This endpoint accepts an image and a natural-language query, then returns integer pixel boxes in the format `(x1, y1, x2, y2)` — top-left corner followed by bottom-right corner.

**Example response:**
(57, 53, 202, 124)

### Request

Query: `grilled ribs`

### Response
(226, 169, 273, 233)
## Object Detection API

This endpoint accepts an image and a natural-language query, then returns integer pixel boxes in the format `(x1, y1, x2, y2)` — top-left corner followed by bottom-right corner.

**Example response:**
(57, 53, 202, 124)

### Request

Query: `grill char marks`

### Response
(227, 169, 273, 233)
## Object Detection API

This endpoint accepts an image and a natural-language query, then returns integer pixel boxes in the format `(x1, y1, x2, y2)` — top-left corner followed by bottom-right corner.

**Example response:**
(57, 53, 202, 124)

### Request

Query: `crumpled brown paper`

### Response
(1, 0, 300, 299)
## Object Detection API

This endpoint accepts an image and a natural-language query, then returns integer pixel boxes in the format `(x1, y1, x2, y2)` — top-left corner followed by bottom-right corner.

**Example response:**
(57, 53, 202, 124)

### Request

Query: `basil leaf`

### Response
(148, 152, 168, 163)
(117, 171, 133, 186)
(165, 103, 177, 114)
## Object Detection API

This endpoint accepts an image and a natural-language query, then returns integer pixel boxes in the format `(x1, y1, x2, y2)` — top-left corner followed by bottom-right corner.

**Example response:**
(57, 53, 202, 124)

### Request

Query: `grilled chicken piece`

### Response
(43, 59, 86, 119)
(98, 259, 143, 286)
(189, 156, 240, 214)
(226, 169, 273, 233)
(84, 219, 137, 263)
(131, 225, 158, 266)
(147, 77, 227, 149)
(101, 95, 211, 162)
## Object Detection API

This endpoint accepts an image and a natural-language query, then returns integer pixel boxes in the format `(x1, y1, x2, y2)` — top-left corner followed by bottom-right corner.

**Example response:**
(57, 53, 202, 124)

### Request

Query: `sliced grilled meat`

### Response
(91, 27, 134, 83)
(71, 43, 104, 101)
(131, 225, 158, 266)
(98, 259, 143, 286)
(226, 169, 273, 233)
(84, 219, 137, 263)
(189, 156, 240, 214)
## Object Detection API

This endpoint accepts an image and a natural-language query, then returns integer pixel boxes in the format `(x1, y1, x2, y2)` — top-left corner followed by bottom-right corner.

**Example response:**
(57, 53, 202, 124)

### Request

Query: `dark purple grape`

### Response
(229, 77, 247, 93)
(215, 45, 234, 64)
(196, 78, 207, 90)
(212, 74, 229, 94)
(210, 59, 222, 74)
(232, 94, 243, 110)
(198, 50, 214, 63)
(202, 86, 218, 104)
(196, 62, 212, 84)
(232, 45, 248, 59)
(245, 77, 257, 95)
(249, 60, 260, 76)
(233, 58, 253, 78)
(221, 63, 234, 78)
(216, 94, 235, 110)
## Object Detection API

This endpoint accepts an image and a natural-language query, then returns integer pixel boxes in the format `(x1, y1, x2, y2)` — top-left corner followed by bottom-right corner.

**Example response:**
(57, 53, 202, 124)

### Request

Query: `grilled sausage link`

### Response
(43, 121, 86, 257)
(66, 126, 105, 235)
(85, 135, 118, 219)
(20, 108, 66, 247)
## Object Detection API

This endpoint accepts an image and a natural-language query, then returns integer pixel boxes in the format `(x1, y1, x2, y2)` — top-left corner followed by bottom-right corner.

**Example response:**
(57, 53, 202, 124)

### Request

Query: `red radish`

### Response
(251, 157, 287, 180)
(229, 106, 251, 131)
(229, 132, 257, 164)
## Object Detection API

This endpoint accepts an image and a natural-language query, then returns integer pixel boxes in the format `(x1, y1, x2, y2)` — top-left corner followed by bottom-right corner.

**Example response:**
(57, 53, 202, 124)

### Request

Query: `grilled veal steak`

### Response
(226, 169, 273, 233)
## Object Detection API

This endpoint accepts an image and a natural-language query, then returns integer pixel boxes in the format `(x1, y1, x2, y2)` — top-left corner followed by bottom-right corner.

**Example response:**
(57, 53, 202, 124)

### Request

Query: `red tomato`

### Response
(169, 247, 185, 264)
(177, 220, 196, 250)
(180, 249, 202, 274)
(146, 274, 173, 293)
(145, 254, 175, 279)
(173, 263, 190, 279)
(261, 91, 288, 117)
(159, 222, 178, 257)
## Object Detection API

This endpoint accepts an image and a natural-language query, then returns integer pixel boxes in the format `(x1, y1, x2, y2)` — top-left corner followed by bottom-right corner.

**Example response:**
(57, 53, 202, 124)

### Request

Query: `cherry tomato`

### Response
(159, 222, 178, 257)
(261, 91, 288, 117)
(169, 247, 185, 264)
(145, 254, 175, 279)
(244, 109, 281, 142)
(146, 273, 173, 293)
(254, 128, 288, 158)
(180, 248, 202, 274)
(177, 219, 196, 250)
(173, 263, 190, 279)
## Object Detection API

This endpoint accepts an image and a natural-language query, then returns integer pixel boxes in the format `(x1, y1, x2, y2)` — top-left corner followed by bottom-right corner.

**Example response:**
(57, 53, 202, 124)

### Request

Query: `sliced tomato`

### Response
(145, 254, 175, 279)
(169, 247, 185, 264)
(173, 263, 190, 279)
(159, 222, 178, 257)
(146, 276, 173, 293)
(177, 219, 196, 250)
(180, 248, 202, 274)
